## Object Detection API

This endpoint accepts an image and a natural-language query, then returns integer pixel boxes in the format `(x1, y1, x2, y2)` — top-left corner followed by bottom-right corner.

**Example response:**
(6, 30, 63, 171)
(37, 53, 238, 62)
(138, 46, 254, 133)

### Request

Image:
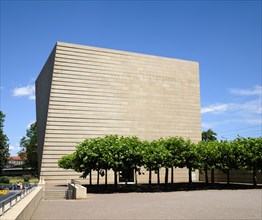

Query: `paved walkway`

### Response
(31, 189, 262, 220)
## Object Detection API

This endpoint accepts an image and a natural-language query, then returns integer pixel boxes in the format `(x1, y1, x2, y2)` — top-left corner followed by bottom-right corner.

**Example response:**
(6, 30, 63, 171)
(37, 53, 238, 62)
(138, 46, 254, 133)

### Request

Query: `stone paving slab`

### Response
(31, 189, 262, 220)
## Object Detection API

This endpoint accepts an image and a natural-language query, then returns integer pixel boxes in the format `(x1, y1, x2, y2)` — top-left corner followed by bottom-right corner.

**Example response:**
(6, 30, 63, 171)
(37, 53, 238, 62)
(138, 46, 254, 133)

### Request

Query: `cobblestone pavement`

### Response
(31, 189, 262, 220)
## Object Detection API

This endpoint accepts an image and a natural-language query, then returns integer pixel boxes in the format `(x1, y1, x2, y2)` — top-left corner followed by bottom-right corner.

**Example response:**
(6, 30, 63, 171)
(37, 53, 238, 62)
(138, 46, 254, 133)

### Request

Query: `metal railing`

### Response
(0, 184, 38, 216)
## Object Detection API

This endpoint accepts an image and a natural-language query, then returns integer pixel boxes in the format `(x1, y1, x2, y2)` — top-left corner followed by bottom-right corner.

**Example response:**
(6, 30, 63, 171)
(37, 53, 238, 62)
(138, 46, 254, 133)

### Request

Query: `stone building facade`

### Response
(36, 42, 201, 183)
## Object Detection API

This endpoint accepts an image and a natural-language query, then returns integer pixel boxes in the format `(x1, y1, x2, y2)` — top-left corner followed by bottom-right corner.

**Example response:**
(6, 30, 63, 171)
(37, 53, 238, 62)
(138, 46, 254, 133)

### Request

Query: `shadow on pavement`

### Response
(83, 182, 262, 194)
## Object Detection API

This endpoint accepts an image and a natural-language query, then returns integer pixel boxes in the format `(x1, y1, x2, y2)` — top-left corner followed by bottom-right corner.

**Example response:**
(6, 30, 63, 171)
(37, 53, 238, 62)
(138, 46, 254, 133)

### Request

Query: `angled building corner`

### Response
(35, 45, 57, 177)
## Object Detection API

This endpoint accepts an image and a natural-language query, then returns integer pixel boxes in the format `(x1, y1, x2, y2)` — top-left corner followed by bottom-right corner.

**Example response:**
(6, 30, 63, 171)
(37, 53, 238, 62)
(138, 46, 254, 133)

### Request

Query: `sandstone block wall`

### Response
(36, 42, 201, 183)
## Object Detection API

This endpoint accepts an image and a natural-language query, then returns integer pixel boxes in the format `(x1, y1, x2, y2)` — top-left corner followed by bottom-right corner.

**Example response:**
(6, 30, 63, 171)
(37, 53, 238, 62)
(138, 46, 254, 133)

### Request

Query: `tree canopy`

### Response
(19, 122, 38, 175)
(202, 129, 217, 142)
(0, 111, 9, 174)
(58, 134, 262, 187)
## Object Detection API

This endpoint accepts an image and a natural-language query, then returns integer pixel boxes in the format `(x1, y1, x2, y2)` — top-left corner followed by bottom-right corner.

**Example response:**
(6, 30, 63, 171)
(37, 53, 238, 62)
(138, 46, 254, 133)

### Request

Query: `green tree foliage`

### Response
(0, 176, 10, 183)
(102, 135, 121, 186)
(74, 138, 101, 185)
(157, 139, 173, 186)
(94, 136, 114, 185)
(164, 137, 188, 184)
(58, 153, 76, 170)
(234, 137, 262, 187)
(202, 129, 217, 142)
(0, 111, 9, 174)
(142, 139, 172, 185)
(59, 135, 144, 186)
(197, 141, 219, 184)
(19, 122, 38, 175)
(182, 140, 200, 185)
(215, 140, 234, 184)
(163, 137, 199, 185)
(58, 134, 262, 187)
(118, 136, 143, 184)
(200, 129, 217, 184)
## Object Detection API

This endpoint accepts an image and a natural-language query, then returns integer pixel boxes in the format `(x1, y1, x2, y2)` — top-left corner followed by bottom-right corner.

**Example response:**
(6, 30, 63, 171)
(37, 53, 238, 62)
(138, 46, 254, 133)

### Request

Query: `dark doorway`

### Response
(119, 169, 134, 183)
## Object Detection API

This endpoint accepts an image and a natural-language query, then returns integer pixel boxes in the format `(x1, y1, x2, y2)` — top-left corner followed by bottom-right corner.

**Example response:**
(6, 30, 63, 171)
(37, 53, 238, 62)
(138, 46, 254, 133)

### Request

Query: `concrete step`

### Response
(43, 190, 67, 200)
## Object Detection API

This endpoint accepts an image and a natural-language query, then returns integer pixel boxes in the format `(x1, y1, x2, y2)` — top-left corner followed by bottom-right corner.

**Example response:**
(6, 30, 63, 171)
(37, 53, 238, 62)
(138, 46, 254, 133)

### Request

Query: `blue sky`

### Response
(1, 1, 261, 156)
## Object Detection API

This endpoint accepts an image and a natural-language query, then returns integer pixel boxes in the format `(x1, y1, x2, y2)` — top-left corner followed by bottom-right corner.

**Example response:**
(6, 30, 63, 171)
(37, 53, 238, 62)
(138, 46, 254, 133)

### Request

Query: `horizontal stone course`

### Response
(36, 42, 201, 183)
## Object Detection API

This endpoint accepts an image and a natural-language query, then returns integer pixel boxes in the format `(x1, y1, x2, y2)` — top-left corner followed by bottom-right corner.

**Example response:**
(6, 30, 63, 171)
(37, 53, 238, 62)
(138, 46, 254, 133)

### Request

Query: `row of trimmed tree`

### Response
(58, 135, 262, 187)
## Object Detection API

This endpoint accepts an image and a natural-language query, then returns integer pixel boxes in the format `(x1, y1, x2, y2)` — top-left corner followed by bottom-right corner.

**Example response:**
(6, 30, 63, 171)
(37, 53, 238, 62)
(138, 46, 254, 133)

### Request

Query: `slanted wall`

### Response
(35, 46, 56, 175)
(36, 42, 201, 183)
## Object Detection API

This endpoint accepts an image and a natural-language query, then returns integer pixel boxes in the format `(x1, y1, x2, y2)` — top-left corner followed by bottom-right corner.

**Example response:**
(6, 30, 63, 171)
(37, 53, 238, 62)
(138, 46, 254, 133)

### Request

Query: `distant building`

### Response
(7, 156, 25, 168)
(36, 42, 201, 183)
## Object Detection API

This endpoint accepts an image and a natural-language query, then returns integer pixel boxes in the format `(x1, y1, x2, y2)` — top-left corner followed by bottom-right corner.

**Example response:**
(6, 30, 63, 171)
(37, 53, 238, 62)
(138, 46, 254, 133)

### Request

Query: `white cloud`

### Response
(27, 120, 35, 129)
(202, 118, 262, 129)
(9, 145, 16, 150)
(9, 143, 21, 156)
(201, 104, 229, 114)
(234, 99, 262, 114)
(245, 118, 262, 125)
(202, 101, 261, 115)
(201, 122, 216, 128)
(12, 85, 35, 100)
(228, 85, 262, 96)
(202, 85, 262, 135)
(202, 85, 262, 115)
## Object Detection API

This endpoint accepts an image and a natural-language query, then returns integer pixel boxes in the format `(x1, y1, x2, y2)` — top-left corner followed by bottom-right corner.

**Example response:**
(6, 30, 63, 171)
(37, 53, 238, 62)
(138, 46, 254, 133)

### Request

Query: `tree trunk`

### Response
(171, 167, 174, 184)
(89, 170, 92, 185)
(114, 170, 117, 187)
(165, 168, 169, 185)
(105, 169, 108, 186)
(227, 170, 230, 185)
(205, 165, 209, 184)
(157, 168, 160, 185)
(188, 167, 192, 185)
(97, 170, 100, 185)
(149, 168, 152, 185)
(253, 165, 257, 188)
(211, 168, 214, 184)
(135, 170, 138, 186)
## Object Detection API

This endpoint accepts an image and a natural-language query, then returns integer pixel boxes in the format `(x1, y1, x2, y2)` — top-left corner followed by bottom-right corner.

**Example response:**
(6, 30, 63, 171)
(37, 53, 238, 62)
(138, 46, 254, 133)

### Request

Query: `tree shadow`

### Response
(83, 182, 262, 194)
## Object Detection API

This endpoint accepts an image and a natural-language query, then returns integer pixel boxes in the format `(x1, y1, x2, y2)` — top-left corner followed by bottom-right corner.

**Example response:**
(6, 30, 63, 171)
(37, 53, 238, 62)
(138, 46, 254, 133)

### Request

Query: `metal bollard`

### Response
(66, 190, 73, 199)
(2, 201, 5, 216)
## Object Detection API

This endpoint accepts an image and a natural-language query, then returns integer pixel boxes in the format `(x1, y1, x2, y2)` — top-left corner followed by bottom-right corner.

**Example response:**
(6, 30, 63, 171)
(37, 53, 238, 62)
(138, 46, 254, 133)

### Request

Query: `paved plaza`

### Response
(31, 189, 262, 220)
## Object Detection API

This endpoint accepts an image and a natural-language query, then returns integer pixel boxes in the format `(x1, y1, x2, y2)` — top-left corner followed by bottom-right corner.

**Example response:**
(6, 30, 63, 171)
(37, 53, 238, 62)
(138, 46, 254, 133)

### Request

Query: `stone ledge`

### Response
(1, 186, 43, 220)
(68, 183, 86, 199)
